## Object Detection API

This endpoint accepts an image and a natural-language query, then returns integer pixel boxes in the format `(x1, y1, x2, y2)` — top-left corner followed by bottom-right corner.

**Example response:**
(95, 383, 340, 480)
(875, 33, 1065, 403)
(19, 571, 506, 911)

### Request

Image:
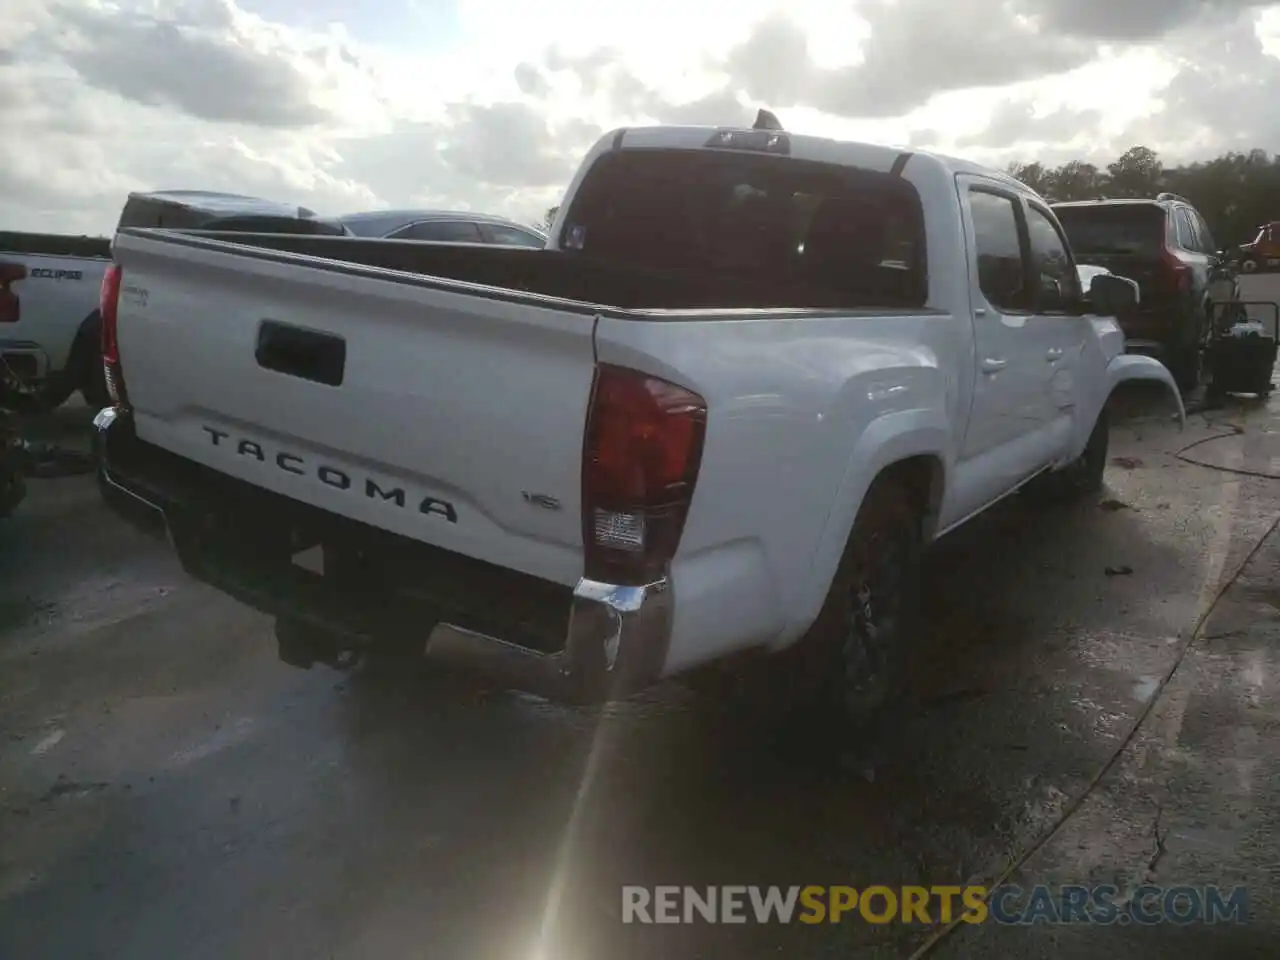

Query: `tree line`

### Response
(1008, 146, 1280, 249)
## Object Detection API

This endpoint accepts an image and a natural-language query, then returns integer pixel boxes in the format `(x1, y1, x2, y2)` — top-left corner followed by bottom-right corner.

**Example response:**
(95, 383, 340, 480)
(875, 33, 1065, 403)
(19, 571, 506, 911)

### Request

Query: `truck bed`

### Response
(149, 229, 906, 312)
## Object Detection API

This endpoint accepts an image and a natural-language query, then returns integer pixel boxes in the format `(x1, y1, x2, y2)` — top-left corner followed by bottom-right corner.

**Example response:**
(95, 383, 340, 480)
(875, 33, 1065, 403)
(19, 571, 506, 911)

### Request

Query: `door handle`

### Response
(1046, 348, 1063, 361)
(981, 358, 1008, 373)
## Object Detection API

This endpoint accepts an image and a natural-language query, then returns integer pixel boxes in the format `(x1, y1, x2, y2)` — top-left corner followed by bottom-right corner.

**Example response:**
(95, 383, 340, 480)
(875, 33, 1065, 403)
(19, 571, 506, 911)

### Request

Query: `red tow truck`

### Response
(1237, 222, 1280, 273)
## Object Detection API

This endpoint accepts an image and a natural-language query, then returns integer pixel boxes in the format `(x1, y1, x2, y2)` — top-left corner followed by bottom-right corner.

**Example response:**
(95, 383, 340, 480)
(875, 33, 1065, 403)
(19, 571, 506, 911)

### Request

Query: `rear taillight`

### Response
(99, 264, 127, 405)
(0, 262, 26, 323)
(1160, 246, 1191, 295)
(581, 364, 707, 585)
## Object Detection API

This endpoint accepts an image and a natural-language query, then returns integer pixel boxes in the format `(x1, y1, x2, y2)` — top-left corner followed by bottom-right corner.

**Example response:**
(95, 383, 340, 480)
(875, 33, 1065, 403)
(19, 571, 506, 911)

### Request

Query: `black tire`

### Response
(1024, 408, 1109, 503)
(81, 361, 110, 410)
(1167, 348, 1197, 393)
(1167, 302, 1208, 393)
(792, 477, 924, 730)
(683, 478, 923, 747)
(39, 374, 77, 410)
(76, 312, 110, 409)
(1241, 256, 1259, 274)
(1167, 340, 1202, 394)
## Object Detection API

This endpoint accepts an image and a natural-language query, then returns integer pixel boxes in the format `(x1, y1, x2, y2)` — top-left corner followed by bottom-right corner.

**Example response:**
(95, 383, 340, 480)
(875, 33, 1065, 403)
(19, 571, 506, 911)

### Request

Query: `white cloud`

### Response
(3, 0, 1280, 236)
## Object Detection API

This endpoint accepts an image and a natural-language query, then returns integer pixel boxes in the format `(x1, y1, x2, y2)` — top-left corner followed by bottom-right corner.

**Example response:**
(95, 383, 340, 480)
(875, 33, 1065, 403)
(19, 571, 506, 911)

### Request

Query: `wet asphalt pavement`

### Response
(4, 297, 1280, 958)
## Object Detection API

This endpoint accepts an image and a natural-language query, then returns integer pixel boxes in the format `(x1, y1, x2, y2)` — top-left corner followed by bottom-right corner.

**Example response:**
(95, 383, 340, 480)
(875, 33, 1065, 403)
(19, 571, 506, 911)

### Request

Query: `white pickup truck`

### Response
(93, 121, 1183, 726)
(0, 231, 112, 408)
(1, 193, 345, 408)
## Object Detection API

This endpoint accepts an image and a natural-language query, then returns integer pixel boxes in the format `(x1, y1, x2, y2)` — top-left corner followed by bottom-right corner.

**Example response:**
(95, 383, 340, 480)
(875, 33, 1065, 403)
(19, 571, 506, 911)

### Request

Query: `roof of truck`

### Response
(608, 125, 1027, 192)
(125, 190, 316, 218)
(1051, 198, 1164, 208)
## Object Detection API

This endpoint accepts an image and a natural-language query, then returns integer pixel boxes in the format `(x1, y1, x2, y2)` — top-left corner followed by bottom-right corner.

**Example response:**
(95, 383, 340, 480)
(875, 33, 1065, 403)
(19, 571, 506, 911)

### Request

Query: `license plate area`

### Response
(125, 437, 573, 654)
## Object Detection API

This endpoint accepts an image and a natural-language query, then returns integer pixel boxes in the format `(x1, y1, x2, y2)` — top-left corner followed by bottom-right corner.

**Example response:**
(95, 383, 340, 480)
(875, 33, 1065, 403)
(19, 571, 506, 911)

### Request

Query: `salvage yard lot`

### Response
(4, 280, 1280, 958)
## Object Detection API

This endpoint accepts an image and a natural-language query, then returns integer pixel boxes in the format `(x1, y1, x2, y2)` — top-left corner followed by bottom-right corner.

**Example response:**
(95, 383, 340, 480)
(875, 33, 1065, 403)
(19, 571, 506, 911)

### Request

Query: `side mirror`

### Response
(1088, 273, 1139, 316)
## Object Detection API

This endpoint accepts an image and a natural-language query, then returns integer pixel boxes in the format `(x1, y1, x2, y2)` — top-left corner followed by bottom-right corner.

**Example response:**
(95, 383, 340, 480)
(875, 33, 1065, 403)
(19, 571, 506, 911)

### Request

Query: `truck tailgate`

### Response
(111, 230, 597, 586)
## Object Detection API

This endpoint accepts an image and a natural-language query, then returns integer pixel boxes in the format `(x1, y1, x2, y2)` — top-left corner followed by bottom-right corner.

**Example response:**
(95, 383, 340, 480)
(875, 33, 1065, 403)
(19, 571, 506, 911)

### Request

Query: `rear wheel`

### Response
(685, 478, 924, 747)
(76, 312, 110, 409)
(39, 374, 77, 410)
(1168, 303, 1208, 393)
(81, 362, 110, 410)
(789, 477, 924, 732)
(1241, 256, 1259, 274)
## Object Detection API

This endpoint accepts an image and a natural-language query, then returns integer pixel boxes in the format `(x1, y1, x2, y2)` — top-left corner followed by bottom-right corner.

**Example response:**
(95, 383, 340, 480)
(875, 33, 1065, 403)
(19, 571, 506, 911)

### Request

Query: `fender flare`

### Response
(1103, 353, 1185, 427)
(784, 410, 951, 645)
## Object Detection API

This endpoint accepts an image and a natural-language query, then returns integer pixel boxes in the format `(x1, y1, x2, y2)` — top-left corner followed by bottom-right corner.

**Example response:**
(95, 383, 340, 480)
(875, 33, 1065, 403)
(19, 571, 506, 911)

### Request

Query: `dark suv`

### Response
(1052, 193, 1239, 391)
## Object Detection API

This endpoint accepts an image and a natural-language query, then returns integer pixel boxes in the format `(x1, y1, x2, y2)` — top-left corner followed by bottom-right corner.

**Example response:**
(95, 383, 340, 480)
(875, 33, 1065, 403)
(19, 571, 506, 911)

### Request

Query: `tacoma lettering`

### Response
(30, 268, 83, 281)
(200, 425, 457, 522)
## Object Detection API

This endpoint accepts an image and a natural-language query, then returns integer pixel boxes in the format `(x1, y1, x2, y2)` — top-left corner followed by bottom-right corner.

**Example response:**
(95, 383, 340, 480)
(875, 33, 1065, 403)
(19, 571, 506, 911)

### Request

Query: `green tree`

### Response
(1012, 146, 1280, 247)
(541, 204, 560, 231)
(1006, 161, 1052, 197)
(1106, 146, 1163, 198)
(1045, 161, 1106, 203)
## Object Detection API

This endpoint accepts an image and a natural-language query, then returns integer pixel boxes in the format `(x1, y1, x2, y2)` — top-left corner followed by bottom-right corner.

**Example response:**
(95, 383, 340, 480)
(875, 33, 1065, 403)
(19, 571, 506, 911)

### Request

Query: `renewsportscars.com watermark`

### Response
(621, 884, 1249, 926)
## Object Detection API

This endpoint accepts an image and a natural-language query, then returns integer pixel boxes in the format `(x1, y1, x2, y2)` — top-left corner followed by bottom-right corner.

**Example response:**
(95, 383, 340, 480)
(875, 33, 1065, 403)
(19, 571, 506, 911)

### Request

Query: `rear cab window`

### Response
(391, 220, 484, 243)
(557, 147, 928, 309)
(486, 224, 546, 248)
(1053, 203, 1167, 258)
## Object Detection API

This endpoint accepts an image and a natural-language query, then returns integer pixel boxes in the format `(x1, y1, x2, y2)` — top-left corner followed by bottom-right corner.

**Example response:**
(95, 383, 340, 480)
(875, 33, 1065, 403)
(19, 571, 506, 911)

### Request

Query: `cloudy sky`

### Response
(4, 0, 1280, 235)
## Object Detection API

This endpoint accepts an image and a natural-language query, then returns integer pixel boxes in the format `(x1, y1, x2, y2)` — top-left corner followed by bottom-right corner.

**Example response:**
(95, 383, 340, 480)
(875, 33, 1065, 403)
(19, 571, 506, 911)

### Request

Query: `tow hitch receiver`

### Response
(1207, 300, 1279, 398)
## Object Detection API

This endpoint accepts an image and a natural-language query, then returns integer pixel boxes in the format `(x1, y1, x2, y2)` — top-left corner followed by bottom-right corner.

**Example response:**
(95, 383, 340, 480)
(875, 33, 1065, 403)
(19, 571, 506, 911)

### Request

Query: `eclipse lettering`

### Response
(201, 425, 456, 522)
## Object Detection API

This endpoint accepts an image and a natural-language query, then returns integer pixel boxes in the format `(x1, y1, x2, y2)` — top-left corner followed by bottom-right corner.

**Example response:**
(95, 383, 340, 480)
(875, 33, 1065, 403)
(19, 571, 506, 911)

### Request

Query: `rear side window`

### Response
(560, 148, 927, 309)
(1192, 211, 1216, 252)
(1053, 204, 1166, 257)
(486, 224, 546, 248)
(391, 220, 484, 243)
(968, 189, 1027, 313)
(1173, 208, 1197, 249)
(201, 216, 345, 236)
(117, 196, 191, 230)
